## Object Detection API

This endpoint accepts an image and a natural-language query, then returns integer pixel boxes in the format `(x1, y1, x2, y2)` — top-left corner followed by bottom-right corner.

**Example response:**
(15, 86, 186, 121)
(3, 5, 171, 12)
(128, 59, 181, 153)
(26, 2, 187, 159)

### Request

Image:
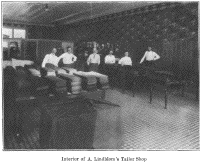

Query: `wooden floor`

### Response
(4, 87, 199, 150)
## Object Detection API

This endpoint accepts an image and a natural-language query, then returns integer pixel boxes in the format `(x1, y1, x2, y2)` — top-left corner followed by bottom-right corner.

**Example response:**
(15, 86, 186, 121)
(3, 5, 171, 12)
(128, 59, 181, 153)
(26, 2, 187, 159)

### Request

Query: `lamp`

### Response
(45, 4, 49, 11)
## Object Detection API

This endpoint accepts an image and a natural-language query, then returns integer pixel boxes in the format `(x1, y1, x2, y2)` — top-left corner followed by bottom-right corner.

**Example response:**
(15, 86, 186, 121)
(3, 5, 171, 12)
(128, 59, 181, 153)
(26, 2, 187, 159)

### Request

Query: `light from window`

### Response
(14, 29, 26, 38)
(3, 41, 8, 47)
(3, 27, 12, 38)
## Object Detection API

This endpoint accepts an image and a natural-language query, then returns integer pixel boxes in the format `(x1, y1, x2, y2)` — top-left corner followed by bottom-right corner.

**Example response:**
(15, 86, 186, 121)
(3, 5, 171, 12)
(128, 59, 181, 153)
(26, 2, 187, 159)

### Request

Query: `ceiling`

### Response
(3, 1, 163, 26)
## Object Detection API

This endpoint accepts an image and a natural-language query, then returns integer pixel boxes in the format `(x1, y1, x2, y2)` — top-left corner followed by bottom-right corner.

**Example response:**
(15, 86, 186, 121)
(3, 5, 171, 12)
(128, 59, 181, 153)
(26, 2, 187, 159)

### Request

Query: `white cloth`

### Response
(87, 53, 100, 65)
(140, 51, 160, 63)
(59, 52, 77, 64)
(105, 55, 115, 64)
(42, 54, 59, 68)
(11, 59, 34, 69)
(118, 56, 132, 66)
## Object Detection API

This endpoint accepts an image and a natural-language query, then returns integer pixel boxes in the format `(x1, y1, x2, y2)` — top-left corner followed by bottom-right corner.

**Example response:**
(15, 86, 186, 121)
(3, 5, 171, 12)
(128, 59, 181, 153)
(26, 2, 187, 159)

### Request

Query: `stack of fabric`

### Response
(57, 69, 82, 95)
(84, 71, 109, 89)
(72, 71, 97, 91)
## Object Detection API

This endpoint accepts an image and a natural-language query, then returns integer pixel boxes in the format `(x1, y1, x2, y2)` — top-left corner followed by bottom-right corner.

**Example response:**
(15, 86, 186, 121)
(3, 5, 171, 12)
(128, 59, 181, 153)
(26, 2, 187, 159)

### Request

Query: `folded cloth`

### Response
(3, 61, 12, 69)
(62, 67, 77, 74)
(73, 71, 97, 91)
(58, 73, 82, 94)
(85, 71, 109, 89)
(12, 58, 34, 68)
(45, 76, 67, 88)
(28, 68, 41, 77)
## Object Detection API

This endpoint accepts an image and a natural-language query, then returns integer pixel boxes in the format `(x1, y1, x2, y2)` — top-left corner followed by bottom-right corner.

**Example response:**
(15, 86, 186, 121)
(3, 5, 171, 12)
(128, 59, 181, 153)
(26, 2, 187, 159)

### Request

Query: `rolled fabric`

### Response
(73, 71, 97, 91)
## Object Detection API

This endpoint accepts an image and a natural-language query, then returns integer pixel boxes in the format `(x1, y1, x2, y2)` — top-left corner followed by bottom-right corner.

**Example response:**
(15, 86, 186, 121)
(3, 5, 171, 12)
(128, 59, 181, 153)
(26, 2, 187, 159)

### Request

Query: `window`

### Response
(3, 26, 26, 38)
(3, 27, 12, 38)
(14, 29, 26, 38)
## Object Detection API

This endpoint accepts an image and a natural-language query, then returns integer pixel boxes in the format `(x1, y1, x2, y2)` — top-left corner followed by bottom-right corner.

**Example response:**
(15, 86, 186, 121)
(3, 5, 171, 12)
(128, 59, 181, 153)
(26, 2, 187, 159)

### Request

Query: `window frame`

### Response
(3, 26, 26, 39)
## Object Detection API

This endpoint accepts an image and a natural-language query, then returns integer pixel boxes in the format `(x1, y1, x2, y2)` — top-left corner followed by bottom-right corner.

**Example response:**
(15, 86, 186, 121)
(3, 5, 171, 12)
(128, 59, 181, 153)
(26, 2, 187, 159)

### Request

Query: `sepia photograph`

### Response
(1, 0, 199, 153)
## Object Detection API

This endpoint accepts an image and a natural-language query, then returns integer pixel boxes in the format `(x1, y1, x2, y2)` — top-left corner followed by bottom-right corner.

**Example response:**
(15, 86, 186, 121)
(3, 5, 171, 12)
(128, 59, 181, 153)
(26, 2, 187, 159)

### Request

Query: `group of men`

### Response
(42, 46, 160, 90)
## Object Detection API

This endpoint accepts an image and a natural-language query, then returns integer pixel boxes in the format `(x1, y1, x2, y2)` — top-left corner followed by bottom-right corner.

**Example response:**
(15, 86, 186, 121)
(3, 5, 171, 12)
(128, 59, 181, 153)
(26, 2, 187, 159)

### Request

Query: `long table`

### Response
(15, 89, 120, 149)
(110, 65, 186, 109)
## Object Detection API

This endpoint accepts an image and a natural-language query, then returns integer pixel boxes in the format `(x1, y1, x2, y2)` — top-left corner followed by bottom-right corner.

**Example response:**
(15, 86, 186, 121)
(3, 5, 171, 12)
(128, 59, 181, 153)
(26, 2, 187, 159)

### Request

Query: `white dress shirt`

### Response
(87, 53, 100, 65)
(140, 51, 160, 63)
(59, 52, 77, 64)
(118, 56, 132, 66)
(42, 53, 59, 68)
(105, 55, 116, 64)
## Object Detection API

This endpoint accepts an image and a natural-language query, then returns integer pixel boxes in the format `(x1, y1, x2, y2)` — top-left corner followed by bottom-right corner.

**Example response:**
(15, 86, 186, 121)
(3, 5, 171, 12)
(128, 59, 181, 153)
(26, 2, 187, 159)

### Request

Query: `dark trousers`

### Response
(121, 65, 132, 92)
(144, 60, 155, 68)
(105, 64, 116, 87)
(63, 63, 75, 69)
(89, 63, 99, 72)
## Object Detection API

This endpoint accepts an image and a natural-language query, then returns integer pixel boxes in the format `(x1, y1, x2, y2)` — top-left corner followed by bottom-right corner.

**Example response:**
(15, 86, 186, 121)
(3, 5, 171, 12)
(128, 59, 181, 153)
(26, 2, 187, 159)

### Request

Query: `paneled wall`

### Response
(58, 2, 198, 75)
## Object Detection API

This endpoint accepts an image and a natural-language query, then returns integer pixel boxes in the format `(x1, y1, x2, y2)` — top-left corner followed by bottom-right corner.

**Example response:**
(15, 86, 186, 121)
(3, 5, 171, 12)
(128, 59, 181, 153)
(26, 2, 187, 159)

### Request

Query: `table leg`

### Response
(196, 87, 199, 101)
(181, 82, 185, 97)
(101, 89, 106, 99)
(132, 80, 136, 97)
(164, 86, 168, 109)
(150, 82, 153, 104)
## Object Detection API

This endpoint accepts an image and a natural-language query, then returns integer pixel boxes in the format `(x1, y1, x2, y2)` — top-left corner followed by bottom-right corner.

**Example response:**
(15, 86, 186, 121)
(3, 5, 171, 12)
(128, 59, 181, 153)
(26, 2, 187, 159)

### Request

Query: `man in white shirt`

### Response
(87, 48, 100, 72)
(104, 50, 116, 88)
(58, 47, 77, 68)
(42, 48, 59, 68)
(118, 52, 132, 66)
(140, 46, 160, 68)
(105, 50, 115, 64)
(118, 52, 133, 93)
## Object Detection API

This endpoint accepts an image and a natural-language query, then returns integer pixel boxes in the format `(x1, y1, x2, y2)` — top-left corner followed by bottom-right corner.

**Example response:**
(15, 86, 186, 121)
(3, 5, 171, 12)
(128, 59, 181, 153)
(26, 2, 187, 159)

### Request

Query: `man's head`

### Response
(84, 51, 88, 56)
(125, 52, 129, 57)
(109, 50, 113, 55)
(52, 48, 57, 54)
(93, 48, 98, 54)
(67, 47, 72, 53)
(148, 47, 152, 51)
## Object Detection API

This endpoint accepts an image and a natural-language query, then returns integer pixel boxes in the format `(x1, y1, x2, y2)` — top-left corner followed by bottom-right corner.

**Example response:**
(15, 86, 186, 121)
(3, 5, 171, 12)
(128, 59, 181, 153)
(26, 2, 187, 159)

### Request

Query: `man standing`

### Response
(105, 50, 116, 88)
(118, 52, 133, 93)
(58, 47, 77, 68)
(87, 48, 100, 72)
(140, 46, 160, 68)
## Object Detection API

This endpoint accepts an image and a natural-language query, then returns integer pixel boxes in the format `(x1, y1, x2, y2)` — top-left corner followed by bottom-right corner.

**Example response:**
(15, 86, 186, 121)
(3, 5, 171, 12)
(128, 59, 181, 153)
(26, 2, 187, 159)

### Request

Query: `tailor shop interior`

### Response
(3, 2, 199, 150)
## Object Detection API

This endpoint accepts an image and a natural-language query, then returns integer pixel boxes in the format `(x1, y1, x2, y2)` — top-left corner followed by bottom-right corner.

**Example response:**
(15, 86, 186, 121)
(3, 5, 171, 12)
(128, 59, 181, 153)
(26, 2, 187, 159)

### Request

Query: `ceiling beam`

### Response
(3, 20, 55, 27)
(51, 3, 102, 24)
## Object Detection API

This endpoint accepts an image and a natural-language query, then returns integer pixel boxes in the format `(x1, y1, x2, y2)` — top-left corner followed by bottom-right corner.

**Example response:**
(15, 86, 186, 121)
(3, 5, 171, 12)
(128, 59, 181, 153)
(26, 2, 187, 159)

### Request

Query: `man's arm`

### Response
(104, 56, 108, 64)
(140, 52, 147, 64)
(153, 52, 160, 60)
(87, 55, 91, 65)
(118, 58, 122, 65)
(73, 54, 77, 62)
(97, 55, 100, 65)
(129, 58, 133, 66)
(41, 55, 48, 68)
(58, 53, 64, 63)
